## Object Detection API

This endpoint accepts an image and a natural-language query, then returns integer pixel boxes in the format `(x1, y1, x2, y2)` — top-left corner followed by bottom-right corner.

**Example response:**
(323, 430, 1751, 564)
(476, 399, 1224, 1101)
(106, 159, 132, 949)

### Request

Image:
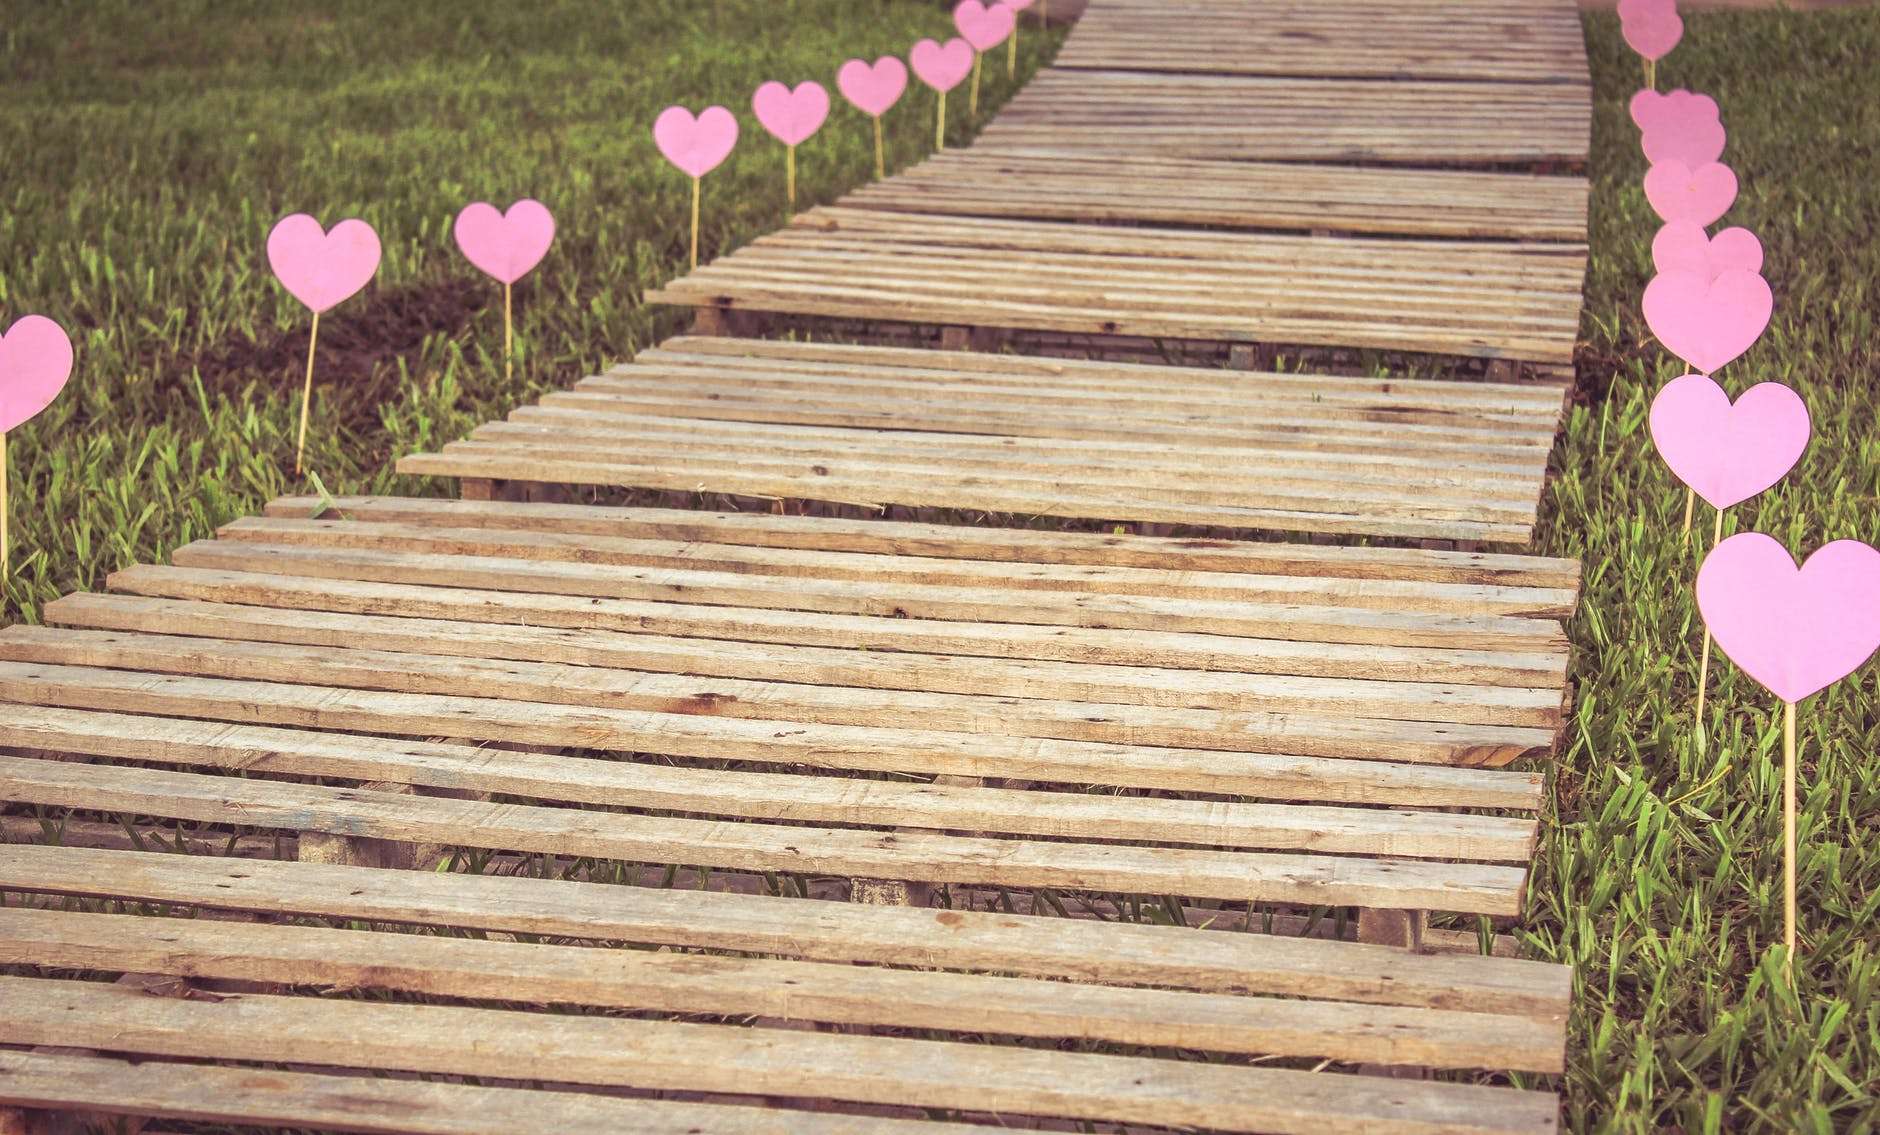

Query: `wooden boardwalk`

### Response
(2, 2, 1592, 1132)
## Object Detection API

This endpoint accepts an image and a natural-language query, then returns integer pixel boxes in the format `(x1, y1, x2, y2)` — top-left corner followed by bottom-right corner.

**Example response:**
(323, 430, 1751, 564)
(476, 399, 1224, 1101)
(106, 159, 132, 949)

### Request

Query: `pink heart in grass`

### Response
(0, 315, 74, 433)
(1621, 7, 1683, 60)
(838, 56, 909, 117)
(1644, 160, 1738, 226)
(753, 81, 831, 147)
(654, 105, 739, 178)
(1643, 268, 1773, 375)
(911, 37, 975, 92)
(954, 0, 1016, 51)
(453, 199, 556, 285)
(1630, 88, 1720, 134)
(1698, 533, 1880, 704)
(1649, 374, 1808, 510)
(266, 214, 382, 314)
(1642, 114, 1726, 167)
(1651, 221, 1763, 281)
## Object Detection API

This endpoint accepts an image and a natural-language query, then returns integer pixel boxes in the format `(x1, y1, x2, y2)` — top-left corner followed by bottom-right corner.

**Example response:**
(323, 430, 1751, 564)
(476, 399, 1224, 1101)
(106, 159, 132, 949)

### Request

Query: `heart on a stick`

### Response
(654, 106, 739, 178)
(753, 81, 830, 146)
(911, 38, 975, 91)
(454, 200, 556, 285)
(954, 0, 1016, 51)
(1630, 88, 1720, 134)
(1698, 534, 1880, 704)
(838, 56, 908, 117)
(1652, 221, 1763, 280)
(266, 215, 382, 314)
(1644, 160, 1738, 226)
(1642, 115, 1726, 166)
(1649, 374, 1808, 510)
(1643, 268, 1773, 375)
(0, 315, 74, 433)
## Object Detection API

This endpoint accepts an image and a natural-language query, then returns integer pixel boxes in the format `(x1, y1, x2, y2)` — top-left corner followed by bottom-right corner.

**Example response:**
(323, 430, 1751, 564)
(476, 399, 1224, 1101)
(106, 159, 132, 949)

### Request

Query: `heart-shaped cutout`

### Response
(1644, 160, 1738, 226)
(1643, 268, 1773, 375)
(1621, 7, 1683, 60)
(1630, 88, 1720, 134)
(1649, 374, 1808, 510)
(911, 37, 975, 92)
(1642, 114, 1726, 167)
(1651, 221, 1763, 280)
(0, 315, 74, 433)
(954, 0, 1016, 51)
(1698, 533, 1880, 704)
(654, 105, 739, 178)
(454, 199, 556, 285)
(266, 215, 382, 315)
(838, 56, 909, 117)
(753, 81, 830, 146)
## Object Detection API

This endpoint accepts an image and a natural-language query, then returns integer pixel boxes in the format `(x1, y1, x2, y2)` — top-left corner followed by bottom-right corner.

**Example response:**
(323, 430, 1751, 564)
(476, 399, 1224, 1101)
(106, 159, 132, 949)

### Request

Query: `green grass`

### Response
(4, 2, 1880, 1132)
(1534, 8, 1880, 1131)
(0, 0, 1064, 625)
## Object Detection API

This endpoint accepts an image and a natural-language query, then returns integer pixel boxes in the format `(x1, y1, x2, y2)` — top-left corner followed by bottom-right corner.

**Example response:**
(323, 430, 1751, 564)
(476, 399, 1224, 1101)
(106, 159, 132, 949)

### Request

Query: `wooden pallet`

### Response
(975, 70, 1592, 165)
(1054, 0, 1591, 84)
(845, 148, 1591, 240)
(396, 337, 1569, 544)
(0, 844, 1570, 1133)
(644, 213, 1587, 368)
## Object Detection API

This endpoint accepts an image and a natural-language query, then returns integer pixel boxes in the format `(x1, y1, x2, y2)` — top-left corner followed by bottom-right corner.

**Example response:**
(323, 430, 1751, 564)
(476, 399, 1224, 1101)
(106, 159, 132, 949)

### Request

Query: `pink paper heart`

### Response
(753, 81, 830, 147)
(1643, 268, 1773, 375)
(0, 315, 74, 433)
(266, 214, 381, 315)
(1642, 114, 1726, 166)
(654, 105, 739, 178)
(954, 0, 1016, 51)
(1649, 374, 1808, 510)
(1651, 222, 1763, 281)
(838, 56, 909, 117)
(1644, 160, 1738, 226)
(1621, 8, 1683, 60)
(1698, 534, 1880, 704)
(911, 37, 975, 92)
(453, 199, 556, 285)
(1629, 88, 1720, 134)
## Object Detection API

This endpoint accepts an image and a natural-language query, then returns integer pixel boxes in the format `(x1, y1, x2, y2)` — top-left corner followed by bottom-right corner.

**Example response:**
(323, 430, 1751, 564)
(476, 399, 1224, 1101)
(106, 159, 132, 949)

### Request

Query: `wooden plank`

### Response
(0, 662, 1548, 805)
(0, 844, 1574, 1016)
(0, 706, 1539, 858)
(0, 755, 1532, 912)
(0, 976, 1563, 1134)
(0, 623, 1565, 735)
(262, 494, 1584, 592)
(159, 538, 1571, 659)
(52, 588, 1565, 702)
(0, 1049, 999, 1135)
(0, 907, 1563, 1070)
(224, 511, 1576, 622)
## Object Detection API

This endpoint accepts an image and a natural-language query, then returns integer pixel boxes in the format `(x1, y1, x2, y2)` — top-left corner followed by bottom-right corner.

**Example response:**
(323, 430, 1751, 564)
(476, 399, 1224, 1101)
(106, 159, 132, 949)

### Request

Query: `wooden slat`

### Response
(0, 906, 1561, 1070)
(0, 1049, 1000, 1135)
(263, 493, 1584, 592)
(0, 755, 1531, 913)
(0, 976, 1563, 1134)
(846, 149, 1589, 239)
(0, 622, 1564, 739)
(0, 844, 1573, 1015)
(0, 705, 1538, 858)
(0, 662, 1546, 805)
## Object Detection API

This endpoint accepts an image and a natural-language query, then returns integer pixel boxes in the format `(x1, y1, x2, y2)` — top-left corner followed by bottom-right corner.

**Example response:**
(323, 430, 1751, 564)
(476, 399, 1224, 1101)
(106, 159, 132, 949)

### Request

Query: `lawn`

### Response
(2, 2, 1878, 1132)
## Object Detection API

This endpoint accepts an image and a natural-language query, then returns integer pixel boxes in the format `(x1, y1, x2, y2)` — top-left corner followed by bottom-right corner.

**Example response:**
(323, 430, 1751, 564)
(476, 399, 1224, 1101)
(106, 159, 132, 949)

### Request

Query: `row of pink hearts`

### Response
(0, 200, 556, 434)
(656, 0, 1033, 177)
(1620, 28, 1872, 706)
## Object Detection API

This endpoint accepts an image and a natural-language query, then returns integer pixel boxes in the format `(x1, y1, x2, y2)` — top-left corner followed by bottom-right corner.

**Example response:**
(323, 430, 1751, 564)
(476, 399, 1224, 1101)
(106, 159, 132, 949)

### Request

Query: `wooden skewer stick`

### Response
(936, 91, 947, 150)
(293, 311, 320, 476)
(1645, 58, 1656, 91)
(1681, 485, 1695, 538)
(0, 429, 8, 579)
(1695, 506, 1723, 720)
(503, 282, 513, 383)
(786, 143, 797, 214)
(872, 116, 885, 179)
(1008, 26, 1018, 79)
(970, 53, 982, 118)
(1782, 698, 1798, 981)
(689, 175, 701, 270)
